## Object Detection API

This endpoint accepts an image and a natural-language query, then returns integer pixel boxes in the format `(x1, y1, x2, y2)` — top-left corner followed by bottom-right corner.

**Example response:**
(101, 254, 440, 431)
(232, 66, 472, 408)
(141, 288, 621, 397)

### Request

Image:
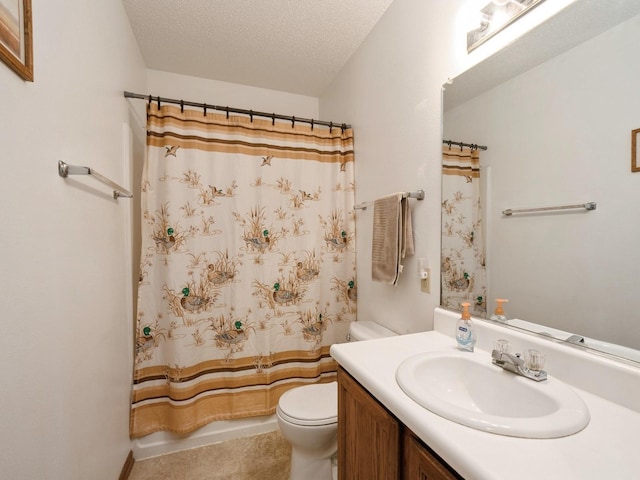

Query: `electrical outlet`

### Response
(421, 270, 431, 293)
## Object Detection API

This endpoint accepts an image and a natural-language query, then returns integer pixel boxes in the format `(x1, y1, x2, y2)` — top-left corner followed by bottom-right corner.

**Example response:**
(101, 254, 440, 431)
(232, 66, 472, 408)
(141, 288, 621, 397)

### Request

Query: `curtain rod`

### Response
(442, 139, 488, 151)
(123, 91, 352, 130)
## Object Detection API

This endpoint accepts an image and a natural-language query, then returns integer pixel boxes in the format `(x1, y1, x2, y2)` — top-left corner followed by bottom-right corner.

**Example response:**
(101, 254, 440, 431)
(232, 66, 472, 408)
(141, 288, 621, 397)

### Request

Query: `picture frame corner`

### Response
(631, 128, 640, 173)
(0, 0, 34, 82)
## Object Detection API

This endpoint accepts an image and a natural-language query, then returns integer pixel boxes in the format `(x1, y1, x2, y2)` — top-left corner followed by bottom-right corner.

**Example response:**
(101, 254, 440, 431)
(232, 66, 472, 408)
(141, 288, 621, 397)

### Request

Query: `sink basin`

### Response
(396, 350, 590, 438)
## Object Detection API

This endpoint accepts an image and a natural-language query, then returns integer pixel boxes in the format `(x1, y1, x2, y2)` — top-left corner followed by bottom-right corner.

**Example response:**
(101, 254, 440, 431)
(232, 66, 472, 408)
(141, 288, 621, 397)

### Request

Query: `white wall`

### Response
(319, 0, 577, 334)
(319, 0, 458, 335)
(444, 13, 640, 349)
(147, 69, 320, 119)
(0, 1, 146, 478)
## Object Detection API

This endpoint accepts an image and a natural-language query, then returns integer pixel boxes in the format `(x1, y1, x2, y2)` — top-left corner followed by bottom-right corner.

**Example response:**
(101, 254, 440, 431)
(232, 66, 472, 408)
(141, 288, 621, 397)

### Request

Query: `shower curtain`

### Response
(130, 103, 356, 437)
(441, 145, 487, 317)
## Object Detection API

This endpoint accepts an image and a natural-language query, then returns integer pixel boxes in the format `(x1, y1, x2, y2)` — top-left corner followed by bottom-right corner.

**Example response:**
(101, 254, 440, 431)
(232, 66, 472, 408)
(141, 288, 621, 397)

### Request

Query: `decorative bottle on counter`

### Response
(456, 302, 476, 352)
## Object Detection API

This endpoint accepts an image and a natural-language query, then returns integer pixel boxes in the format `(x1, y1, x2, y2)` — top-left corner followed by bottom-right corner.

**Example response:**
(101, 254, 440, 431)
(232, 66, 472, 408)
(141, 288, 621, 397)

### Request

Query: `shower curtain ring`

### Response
(203, 103, 207, 116)
(272, 114, 275, 126)
(250, 110, 253, 122)
(226, 107, 229, 119)
(311, 119, 314, 131)
(292, 116, 295, 128)
(180, 100, 184, 113)
(329, 122, 333, 134)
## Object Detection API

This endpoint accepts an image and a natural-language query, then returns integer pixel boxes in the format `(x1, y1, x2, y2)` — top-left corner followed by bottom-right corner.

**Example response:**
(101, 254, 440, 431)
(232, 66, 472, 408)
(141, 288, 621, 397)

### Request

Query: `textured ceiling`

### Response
(122, 0, 395, 97)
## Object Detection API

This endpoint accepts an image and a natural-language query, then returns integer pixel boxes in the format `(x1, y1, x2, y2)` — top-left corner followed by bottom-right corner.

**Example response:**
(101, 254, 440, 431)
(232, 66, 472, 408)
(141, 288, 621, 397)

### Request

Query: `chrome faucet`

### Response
(491, 349, 547, 382)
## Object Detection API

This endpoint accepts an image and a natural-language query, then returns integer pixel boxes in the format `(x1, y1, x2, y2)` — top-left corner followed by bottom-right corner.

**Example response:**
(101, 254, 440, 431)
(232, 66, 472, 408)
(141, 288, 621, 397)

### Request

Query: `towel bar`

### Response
(355, 189, 424, 211)
(502, 202, 596, 216)
(58, 161, 133, 199)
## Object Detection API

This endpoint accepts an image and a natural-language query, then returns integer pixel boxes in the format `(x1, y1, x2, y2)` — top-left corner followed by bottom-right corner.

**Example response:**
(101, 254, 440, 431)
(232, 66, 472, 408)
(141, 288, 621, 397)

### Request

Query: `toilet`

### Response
(347, 320, 397, 342)
(276, 321, 397, 480)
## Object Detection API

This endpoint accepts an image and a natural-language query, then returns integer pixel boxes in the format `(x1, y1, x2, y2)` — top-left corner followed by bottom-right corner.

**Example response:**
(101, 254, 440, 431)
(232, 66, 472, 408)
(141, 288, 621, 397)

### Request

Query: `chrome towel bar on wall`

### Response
(354, 189, 425, 211)
(502, 202, 596, 216)
(57, 161, 133, 199)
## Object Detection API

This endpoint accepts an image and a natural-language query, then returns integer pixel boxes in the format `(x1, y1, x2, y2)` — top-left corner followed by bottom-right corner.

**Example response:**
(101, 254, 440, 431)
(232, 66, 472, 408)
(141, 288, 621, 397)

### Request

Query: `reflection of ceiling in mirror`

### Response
(451, 0, 640, 111)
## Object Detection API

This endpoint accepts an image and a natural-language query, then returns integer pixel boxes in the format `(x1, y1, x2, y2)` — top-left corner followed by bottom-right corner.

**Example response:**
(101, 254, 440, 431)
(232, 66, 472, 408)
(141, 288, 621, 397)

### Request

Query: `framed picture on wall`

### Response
(0, 0, 33, 81)
(632, 128, 640, 172)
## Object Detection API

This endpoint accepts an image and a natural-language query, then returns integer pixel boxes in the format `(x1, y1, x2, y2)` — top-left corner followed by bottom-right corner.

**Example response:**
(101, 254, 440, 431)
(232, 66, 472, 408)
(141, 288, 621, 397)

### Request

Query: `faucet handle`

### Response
(493, 338, 511, 354)
(524, 349, 546, 372)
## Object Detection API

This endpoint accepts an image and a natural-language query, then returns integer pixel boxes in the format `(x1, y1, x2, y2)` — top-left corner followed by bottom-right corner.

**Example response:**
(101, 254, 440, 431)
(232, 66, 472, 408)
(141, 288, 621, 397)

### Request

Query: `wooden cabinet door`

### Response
(403, 430, 462, 480)
(337, 367, 401, 480)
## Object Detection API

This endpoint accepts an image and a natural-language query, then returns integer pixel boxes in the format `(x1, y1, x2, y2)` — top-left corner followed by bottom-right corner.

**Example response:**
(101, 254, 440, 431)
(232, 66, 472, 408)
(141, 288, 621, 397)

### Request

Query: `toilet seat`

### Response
(277, 381, 338, 426)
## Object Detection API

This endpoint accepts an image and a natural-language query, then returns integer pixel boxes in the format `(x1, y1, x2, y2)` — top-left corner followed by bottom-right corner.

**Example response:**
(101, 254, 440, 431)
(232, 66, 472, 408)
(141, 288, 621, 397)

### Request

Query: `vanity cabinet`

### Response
(337, 367, 462, 480)
(337, 366, 401, 479)
(403, 429, 461, 480)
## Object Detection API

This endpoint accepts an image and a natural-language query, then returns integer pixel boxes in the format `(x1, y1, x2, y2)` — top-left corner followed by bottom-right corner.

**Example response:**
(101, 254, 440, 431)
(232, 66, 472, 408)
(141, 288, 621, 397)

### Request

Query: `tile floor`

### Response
(128, 430, 291, 480)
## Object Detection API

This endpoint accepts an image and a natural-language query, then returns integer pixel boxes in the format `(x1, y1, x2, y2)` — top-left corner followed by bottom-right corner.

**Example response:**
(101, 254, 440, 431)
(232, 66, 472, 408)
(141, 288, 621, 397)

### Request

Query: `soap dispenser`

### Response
(456, 302, 476, 352)
(489, 298, 509, 322)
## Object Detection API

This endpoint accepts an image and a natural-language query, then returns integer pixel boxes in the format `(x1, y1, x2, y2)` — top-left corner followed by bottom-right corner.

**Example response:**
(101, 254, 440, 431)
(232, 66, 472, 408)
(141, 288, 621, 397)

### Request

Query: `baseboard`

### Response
(119, 450, 134, 480)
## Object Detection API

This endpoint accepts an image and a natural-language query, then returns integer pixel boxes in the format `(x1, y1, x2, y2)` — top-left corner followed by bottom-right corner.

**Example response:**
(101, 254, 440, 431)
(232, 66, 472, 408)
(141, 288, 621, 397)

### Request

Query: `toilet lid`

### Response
(278, 381, 337, 426)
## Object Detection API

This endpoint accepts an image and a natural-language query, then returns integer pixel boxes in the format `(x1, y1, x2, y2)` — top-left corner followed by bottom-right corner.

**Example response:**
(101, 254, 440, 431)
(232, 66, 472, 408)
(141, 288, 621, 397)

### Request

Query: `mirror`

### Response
(442, 0, 640, 364)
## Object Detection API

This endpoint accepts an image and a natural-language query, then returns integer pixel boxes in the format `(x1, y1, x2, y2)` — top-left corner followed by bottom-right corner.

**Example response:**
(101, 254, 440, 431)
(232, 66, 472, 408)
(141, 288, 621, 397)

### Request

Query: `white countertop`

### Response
(330, 330, 640, 480)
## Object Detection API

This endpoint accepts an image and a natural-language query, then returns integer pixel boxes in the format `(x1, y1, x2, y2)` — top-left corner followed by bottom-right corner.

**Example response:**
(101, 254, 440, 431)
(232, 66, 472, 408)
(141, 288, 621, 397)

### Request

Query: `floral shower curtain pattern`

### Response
(130, 104, 356, 437)
(441, 146, 487, 317)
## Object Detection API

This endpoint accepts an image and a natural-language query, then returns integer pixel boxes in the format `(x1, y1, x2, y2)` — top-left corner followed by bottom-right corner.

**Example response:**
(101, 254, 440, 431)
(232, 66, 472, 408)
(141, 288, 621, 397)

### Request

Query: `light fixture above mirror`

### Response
(466, 0, 546, 52)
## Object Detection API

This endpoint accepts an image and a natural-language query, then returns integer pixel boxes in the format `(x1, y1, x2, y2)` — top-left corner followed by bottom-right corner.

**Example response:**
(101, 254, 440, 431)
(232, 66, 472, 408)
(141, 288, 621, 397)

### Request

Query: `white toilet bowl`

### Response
(276, 382, 338, 480)
(277, 321, 397, 480)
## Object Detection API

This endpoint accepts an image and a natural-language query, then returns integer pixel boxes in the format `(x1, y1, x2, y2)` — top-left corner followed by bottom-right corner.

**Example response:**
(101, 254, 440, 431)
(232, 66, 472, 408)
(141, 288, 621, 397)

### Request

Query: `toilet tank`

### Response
(349, 321, 397, 341)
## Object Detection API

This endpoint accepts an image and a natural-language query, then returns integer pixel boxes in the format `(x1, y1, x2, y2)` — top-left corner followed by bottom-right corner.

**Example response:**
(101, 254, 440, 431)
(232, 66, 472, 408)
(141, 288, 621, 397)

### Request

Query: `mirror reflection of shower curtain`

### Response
(130, 103, 356, 437)
(441, 146, 487, 317)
